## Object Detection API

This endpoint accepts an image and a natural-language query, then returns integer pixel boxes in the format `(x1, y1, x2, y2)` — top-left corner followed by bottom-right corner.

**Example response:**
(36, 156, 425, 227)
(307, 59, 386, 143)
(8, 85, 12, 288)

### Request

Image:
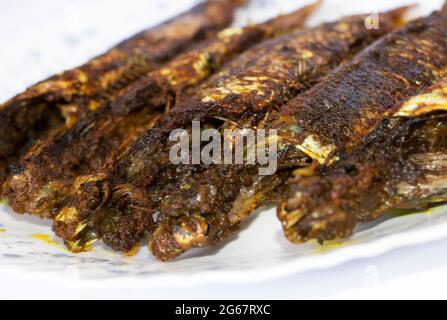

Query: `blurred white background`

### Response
(1, 0, 447, 299)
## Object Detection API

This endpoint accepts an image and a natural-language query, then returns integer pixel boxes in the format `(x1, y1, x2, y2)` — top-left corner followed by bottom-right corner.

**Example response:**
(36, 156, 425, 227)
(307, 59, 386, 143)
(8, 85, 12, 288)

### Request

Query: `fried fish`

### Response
(278, 76, 447, 243)
(150, 8, 447, 261)
(52, 8, 408, 255)
(0, 0, 242, 194)
(3, 2, 320, 218)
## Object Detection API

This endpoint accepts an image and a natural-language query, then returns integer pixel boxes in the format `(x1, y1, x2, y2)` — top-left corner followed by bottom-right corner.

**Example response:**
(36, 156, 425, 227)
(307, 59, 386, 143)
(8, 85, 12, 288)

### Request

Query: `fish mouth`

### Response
(149, 215, 209, 261)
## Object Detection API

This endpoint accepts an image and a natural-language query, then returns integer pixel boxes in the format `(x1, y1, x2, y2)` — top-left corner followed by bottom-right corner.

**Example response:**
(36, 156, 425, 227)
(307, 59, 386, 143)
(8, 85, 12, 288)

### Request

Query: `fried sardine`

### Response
(150, 9, 447, 260)
(0, 0, 242, 194)
(278, 76, 447, 244)
(3, 2, 320, 218)
(53, 9, 408, 255)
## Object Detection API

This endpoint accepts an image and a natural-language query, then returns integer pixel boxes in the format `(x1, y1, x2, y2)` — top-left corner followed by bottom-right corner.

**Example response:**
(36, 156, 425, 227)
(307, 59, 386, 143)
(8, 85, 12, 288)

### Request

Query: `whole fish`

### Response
(278, 76, 447, 243)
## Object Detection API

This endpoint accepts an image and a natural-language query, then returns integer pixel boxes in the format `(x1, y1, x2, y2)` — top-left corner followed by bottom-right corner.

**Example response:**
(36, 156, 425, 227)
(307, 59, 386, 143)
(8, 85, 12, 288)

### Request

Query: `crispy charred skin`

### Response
(2, 2, 320, 219)
(0, 0, 241, 193)
(278, 78, 447, 243)
(150, 9, 447, 261)
(55, 9, 406, 255)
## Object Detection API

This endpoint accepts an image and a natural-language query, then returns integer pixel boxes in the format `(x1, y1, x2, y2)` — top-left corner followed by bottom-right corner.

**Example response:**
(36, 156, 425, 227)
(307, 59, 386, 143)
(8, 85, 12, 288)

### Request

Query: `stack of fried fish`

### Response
(2, 0, 447, 261)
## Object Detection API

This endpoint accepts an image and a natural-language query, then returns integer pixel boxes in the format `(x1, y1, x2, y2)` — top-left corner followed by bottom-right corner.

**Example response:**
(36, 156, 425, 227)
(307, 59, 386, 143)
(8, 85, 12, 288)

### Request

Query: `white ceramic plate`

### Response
(1, 0, 446, 289)
(1, 204, 447, 288)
